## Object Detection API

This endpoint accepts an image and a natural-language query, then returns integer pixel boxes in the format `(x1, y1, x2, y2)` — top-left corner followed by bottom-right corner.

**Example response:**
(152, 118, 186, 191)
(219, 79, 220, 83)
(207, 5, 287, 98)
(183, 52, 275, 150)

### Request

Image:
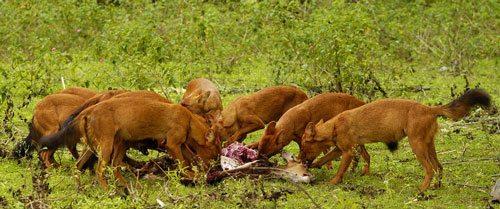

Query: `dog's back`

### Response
(57, 87, 97, 100)
(181, 78, 222, 120)
(256, 93, 364, 157)
(226, 86, 307, 123)
(335, 99, 423, 142)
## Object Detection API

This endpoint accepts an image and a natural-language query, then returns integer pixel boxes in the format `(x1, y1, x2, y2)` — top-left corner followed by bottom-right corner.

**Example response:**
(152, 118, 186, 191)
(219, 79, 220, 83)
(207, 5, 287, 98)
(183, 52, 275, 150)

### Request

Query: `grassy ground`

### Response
(0, 0, 498, 208)
(0, 66, 498, 208)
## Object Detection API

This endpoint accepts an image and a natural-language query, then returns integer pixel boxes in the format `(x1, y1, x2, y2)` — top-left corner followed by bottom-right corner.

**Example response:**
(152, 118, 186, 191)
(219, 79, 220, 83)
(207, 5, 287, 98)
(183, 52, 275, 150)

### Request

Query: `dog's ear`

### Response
(304, 122, 316, 141)
(317, 119, 325, 126)
(269, 128, 285, 146)
(265, 121, 277, 135)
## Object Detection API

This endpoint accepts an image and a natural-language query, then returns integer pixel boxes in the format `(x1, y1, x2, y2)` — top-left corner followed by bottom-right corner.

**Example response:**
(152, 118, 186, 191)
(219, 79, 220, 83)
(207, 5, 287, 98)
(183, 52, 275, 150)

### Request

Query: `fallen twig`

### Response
(437, 150, 456, 155)
(442, 157, 499, 165)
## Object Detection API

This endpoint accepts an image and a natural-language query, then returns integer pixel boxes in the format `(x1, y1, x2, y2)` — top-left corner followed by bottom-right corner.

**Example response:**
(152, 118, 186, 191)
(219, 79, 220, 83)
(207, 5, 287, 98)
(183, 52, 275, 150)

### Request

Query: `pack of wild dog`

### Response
(12, 78, 491, 193)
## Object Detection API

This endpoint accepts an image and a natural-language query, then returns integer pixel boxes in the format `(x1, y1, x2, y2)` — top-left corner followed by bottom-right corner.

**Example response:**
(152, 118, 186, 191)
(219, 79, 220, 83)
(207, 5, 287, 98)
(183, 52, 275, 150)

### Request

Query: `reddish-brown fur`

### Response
(250, 93, 370, 172)
(56, 87, 97, 100)
(181, 78, 222, 123)
(12, 87, 97, 167)
(216, 86, 307, 146)
(70, 98, 221, 189)
(251, 93, 365, 157)
(300, 89, 491, 192)
(38, 90, 171, 167)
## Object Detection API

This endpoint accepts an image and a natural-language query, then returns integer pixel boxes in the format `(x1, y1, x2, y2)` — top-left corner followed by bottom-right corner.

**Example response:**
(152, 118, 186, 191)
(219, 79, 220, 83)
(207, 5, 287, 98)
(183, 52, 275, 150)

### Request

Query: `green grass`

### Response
(0, 66, 498, 208)
(0, 0, 499, 208)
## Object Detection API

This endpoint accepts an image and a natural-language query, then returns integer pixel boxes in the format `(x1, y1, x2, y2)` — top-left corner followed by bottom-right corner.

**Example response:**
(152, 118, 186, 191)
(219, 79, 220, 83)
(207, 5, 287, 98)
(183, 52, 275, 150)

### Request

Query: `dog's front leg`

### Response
(225, 115, 265, 145)
(330, 147, 354, 185)
(310, 147, 342, 168)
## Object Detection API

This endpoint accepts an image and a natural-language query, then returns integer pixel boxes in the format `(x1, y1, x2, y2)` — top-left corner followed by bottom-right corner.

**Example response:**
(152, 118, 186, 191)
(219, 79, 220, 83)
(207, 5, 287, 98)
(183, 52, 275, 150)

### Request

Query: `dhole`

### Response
(12, 87, 97, 167)
(56, 87, 97, 100)
(216, 86, 307, 146)
(38, 90, 171, 166)
(251, 93, 370, 172)
(251, 93, 362, 153)
(181, 78, 222, 123)
(300, 88, 491, 192)
(43, 98, 221, 189)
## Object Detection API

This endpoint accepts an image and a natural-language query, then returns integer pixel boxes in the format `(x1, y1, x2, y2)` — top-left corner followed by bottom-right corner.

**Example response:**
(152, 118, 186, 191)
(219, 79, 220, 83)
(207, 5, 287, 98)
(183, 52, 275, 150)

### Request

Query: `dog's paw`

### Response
(329, 177, 342, 185)
(361, 168, 370, 176)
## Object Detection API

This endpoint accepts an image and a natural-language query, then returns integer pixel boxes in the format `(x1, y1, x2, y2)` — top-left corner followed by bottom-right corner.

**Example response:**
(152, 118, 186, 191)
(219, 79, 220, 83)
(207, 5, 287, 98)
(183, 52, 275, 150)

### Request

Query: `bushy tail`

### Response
(61, 90, 126, 128)
(38, 119, 81, 150)
(434, 88, 491, 121)
(61, 96, 103, 128)
(385, 142, 399, 152)
(11, 121, 38, 158)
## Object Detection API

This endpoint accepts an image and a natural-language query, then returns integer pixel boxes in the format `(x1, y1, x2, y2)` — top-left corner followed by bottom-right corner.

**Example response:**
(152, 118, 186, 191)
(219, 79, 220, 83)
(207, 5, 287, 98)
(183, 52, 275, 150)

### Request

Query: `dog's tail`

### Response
(433, 88, 491, 121)
(61, 90, 127, 128)
(61, 95, 102, 128)
(12, 120, 38, 158)
(385, 141, 399, 152)
(38, 117, 82, 151)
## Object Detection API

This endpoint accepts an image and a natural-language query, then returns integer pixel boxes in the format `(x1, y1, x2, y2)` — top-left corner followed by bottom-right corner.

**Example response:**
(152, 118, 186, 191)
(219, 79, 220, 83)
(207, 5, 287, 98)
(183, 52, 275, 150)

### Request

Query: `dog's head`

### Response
(181, 90, 211, 114)
(191, 126, 223, 168)
(211, 114, 233, 142)
(299, 120, 335, 166)
(257, 121, 284, 158)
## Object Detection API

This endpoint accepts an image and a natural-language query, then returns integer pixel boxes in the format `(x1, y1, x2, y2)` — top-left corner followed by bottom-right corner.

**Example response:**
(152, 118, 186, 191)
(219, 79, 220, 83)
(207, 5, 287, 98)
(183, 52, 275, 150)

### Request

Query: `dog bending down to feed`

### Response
(181, 78, 223, 124)
(215, 86, 308, 146)
(55, 87, 97, 100)
(12, 87, 97, 167)
(40, 98, 221, 189)
(37, 90, 172, 167)
(300, 88, 491, 192)
(249, 93, 371, 172)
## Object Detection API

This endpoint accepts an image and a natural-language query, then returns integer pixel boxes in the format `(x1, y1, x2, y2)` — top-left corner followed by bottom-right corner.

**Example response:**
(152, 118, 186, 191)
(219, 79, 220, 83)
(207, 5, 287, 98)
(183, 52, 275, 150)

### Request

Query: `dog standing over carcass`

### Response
(12, 87, 97, 167)
(181, 78, 223, 124)
(215, 86, 308, 146)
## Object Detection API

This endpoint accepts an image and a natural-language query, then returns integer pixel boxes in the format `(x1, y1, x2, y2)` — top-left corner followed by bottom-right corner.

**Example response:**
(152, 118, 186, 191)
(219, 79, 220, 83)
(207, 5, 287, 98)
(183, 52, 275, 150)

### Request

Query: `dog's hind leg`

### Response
(111, 137, 129, 189)
(96, 135, 114, 190)
(426, 122, 442, 188)
(67, 144, 80, 160)
(428, 139, 442, 188)
(358, 145, 371, 175)
(408, 135, 435, 192)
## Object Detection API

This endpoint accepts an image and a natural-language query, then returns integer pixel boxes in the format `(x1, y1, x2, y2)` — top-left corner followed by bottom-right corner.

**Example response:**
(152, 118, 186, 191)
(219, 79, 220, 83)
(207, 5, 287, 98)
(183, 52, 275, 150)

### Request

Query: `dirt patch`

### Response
(340, 184, 386, 198)
(0, 196, 7, 207)
(0, 147, 8, 158)
(262, 187, 294, 202)
(358, 186, 385, 198)
(416, 193, 436, 201)
(9, 163, 51, 209)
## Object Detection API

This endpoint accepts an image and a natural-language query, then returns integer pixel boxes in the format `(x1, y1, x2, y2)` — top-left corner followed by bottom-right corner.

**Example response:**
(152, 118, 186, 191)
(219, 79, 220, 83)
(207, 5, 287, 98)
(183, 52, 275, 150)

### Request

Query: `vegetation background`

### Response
(0, 0, 498, 208)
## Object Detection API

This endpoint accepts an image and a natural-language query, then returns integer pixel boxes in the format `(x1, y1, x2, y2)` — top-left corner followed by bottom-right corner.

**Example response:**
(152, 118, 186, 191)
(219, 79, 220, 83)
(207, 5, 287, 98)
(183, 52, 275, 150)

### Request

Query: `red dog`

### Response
(300, 89, 491, 192)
